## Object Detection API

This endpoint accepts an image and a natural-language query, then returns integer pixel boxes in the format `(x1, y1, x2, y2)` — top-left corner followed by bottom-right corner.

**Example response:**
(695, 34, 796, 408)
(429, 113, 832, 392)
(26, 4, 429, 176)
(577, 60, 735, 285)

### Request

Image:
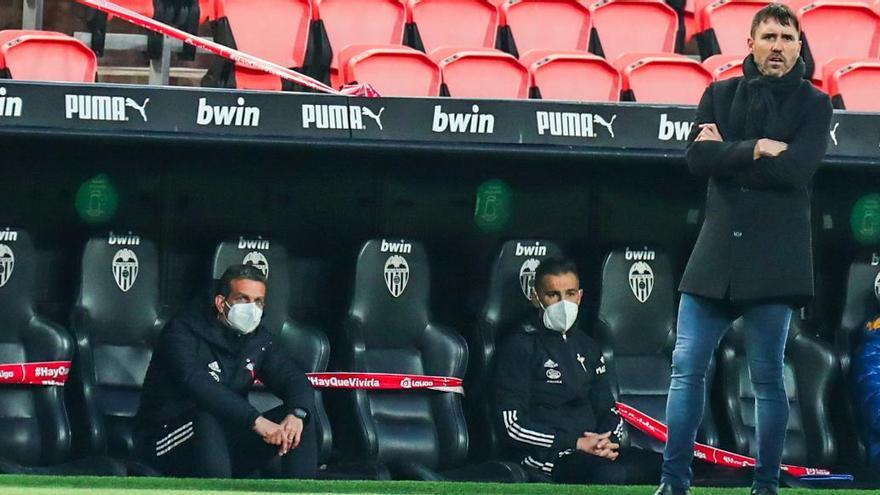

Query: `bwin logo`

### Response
(301, 104, 384, 130)
(519, 258, 540, 300)
(0, 87, 23, 118)
(108, 231, 141, 246)
(0, 244, 14, 288)
(515, 242, 547, 257)
(535, 112, 616, 138)
(112, 248, 139, 292)
(629, 261, 654, 303)
(243, 251, 269, 278)
(380, 239, 412, 254)
(431, 105, 495, 134)
(658, 113, 694, 141)
(625, 247, 656, 261)
(65, 95, 150, 122)
(384, 255, 410, 298)
(0, 229, 18, 242)
(238, 237, 270, 250)
(197, 97, 260, 127)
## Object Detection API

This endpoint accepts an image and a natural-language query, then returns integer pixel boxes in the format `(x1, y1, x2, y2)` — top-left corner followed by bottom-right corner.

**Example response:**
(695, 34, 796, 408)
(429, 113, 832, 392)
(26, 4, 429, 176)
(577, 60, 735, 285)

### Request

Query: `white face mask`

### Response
(224, 301, 263, 334)
(540, 299, 579, 334)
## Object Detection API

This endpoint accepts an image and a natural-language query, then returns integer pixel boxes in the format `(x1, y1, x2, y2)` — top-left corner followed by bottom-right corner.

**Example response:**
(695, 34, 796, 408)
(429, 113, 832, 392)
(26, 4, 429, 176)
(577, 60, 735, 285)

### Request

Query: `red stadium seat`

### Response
(824, 57, 880, 111)
(213, 0, 312, 91)
(406, 0, 499, 53)
(702, 53, 743, 80)
(796, 1, 880, 82)
(684, 0, 699, 42)
(0, 30, 97, 83)
(499, 0, 592, 56)
(199, 0, 216, 22)
(521, 49, 621, 101)
(589, 0, 678, 62)
(315, 0, 406, 73)
(699, 0, 769, 57)
(432, 47, 530, 98)
(339, 44, 442, 96)
(616, 52, 711, 104)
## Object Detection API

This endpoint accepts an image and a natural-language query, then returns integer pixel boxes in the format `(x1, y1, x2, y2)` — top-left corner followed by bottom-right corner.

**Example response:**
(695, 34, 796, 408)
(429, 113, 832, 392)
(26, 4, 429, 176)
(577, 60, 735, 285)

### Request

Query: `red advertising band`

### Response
(615, 402, 832, 478)
(0, 361, 71, 386)
(305, 372, 464, 395)
(69, 0, 378, 97)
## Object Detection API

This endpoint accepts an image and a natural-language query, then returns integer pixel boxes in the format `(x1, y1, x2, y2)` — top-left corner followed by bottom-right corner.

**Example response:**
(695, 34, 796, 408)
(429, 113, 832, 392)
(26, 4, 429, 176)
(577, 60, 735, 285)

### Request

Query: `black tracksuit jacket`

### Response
(493, 315, 623, 473)
(134, 308, 313, 432)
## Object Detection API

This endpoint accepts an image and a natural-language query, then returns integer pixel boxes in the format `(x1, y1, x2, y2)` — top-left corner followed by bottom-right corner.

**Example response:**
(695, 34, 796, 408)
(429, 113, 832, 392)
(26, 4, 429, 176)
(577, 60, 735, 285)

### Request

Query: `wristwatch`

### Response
(292, 407, 309, 424)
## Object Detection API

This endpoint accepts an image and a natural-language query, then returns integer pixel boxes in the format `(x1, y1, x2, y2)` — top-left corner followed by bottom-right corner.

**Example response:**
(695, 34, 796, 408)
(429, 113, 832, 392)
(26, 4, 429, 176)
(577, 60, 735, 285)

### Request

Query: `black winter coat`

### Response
(679, 58, 833, 305)
(135, 308, 314, 431)
(493, 316, 623, 472)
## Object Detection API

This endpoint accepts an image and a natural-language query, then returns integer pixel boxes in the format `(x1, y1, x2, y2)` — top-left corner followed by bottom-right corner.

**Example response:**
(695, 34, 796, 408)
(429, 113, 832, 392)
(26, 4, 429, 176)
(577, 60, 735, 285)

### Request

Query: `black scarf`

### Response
(729, 54, 807, 140)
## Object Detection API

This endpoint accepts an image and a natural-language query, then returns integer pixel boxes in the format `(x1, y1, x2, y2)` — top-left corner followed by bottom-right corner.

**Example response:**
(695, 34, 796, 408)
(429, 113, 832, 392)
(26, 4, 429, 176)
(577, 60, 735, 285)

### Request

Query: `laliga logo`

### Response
(0, 370, 13, 380)
(400, 377, 432, 388)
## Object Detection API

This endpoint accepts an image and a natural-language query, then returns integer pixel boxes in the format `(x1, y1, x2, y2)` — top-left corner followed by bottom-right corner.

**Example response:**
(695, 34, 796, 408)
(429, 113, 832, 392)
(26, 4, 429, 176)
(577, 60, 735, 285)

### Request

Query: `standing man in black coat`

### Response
(654, 4, 833, 495)
(134, 264, 317, 478)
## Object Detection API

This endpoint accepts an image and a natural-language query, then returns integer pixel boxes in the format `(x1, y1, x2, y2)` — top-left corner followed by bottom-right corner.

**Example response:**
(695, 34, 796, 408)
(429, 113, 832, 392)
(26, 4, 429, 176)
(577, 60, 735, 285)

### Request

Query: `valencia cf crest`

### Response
(384, 255, 409, 298)
(874, 272, 880, 299)
(0, 244, 13, 288)
(628, 261, 654, 303)
(112, 248, 139, 292)
(519, 258, 540, 300)
(243, 251, 269, 278)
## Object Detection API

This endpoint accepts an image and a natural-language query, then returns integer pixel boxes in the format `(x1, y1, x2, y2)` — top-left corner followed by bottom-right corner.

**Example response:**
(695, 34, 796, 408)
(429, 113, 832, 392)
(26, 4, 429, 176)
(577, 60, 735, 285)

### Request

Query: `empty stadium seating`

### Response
(702, 53, 743, 81)
(467, 240, 564, 461)
(521, 50, 621, 101)
(206, 0, 313, 90)
(406, 0, 499, 53)
(338, 44, 441, 96)
(719, 317, 838, 468)
(315, 0, 407, 76)
(697, 0, 768, 59)
(69, 232, 163, 459)
(594, 247, 719, 452)
(432, 47, 529, 98)
(616, 52, 711, 104)
(824, 58, 880, 111)
(499, 0, 592, 57)
(0, 30, 97, 83)
(589, 0, 679, 63)
(797, 1, 880, 83)
(338, 239, 526, 481)
(84, 0, 200, 59)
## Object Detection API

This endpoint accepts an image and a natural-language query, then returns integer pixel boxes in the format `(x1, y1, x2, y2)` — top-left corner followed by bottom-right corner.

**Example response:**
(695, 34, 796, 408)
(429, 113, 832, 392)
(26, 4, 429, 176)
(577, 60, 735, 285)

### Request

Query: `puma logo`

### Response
(362, 107, 385, 130)
(593, 114, 616, 138)
(125, 97, 150, 122)
(829, 122, 840, 146)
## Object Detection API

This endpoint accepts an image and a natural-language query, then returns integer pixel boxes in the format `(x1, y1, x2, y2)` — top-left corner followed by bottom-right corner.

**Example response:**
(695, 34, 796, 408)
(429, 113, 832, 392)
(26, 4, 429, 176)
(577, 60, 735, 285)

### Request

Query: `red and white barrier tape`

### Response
(615, 402, 832, 477)
(306, 372, 464, 394)
(70, 0, 379, 97)
(0, 361, 71, 386)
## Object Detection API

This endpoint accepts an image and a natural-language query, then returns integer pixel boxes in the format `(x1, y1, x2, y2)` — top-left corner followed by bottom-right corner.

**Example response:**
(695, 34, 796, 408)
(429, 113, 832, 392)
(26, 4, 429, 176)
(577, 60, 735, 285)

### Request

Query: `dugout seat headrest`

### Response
(350, 238, 430, 346)
(0, 227, 36, 328)
(212, 236, 290, 334)
(77, 231, 160, 344)
(597, 245, 675, 355)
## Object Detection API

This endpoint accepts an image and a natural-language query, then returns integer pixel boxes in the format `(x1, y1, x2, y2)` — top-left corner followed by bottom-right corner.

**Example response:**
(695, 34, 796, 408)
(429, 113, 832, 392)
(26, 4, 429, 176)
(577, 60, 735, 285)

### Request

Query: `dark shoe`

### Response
(750, 488, 778, 495)
(653, 483, 691, 495)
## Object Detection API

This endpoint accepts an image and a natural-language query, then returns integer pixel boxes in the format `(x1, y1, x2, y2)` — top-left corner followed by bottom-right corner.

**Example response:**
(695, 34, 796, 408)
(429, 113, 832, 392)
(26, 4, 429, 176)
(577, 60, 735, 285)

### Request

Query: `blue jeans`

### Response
(661, 293, 793, 491)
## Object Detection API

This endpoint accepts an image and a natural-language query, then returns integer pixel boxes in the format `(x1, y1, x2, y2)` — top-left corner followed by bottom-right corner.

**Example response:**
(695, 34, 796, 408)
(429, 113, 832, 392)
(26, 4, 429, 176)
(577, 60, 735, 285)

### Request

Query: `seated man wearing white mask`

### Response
(134, 264, 316, 478)
(494, 257, 659, 484)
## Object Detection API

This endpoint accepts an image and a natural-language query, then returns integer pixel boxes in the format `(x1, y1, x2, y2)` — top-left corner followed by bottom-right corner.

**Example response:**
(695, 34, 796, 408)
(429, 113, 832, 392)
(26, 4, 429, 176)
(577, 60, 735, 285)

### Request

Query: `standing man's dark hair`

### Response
(653, 4, 833, 495)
